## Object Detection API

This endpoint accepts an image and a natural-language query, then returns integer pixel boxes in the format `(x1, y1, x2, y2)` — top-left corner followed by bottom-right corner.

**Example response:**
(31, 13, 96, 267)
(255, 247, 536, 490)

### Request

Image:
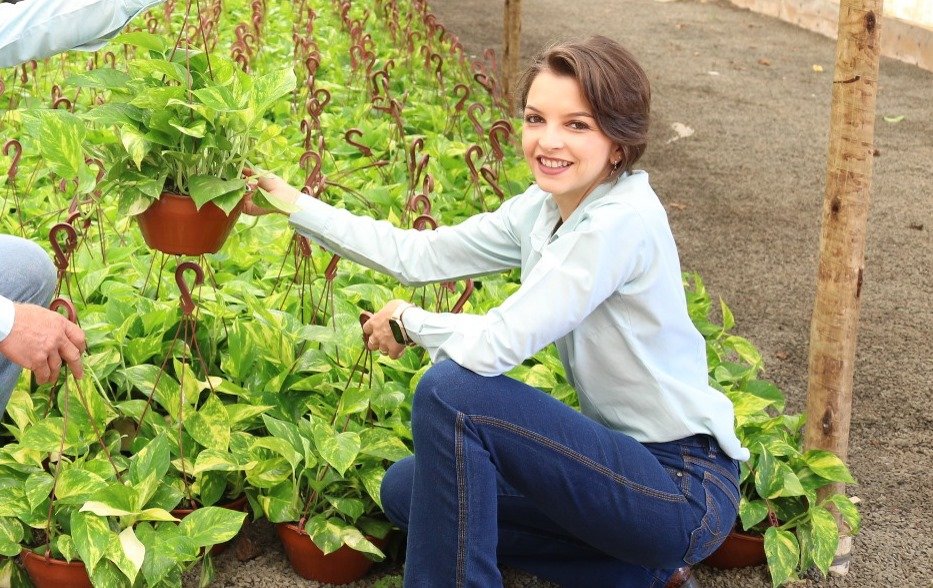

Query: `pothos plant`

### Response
(71, 31, 296, 216)
(238, 295, 413, 558)
(685, 273, 861, 587)
(0, 371, 246, 587)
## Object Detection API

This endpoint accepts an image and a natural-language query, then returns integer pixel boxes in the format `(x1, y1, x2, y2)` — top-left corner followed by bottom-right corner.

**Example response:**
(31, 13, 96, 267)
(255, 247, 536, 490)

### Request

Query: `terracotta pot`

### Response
(20, 549, 93, 588)
(171, 495, 249, 555)
(276, 522, 381, 585)
(136, 191, 244, 256)
(702, 527, 767, 568)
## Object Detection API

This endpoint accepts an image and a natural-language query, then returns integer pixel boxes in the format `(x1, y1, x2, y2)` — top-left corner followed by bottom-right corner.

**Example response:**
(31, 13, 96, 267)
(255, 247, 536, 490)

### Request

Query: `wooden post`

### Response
(804, 0, 883, 575)
(502, 0, 522, 107)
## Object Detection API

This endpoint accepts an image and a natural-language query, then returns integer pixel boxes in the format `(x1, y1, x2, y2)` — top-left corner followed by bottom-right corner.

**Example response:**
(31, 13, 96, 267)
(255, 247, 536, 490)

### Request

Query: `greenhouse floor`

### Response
(197, 0, 933, 585)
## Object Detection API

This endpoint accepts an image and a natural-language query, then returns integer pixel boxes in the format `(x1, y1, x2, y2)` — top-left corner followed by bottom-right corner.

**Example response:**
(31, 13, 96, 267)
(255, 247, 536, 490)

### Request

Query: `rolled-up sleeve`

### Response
(0, 295, 14, 342)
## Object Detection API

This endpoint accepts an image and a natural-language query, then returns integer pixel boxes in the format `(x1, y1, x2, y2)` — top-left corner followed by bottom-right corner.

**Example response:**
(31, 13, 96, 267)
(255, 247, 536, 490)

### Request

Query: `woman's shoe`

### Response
(665, 566, 700, 588)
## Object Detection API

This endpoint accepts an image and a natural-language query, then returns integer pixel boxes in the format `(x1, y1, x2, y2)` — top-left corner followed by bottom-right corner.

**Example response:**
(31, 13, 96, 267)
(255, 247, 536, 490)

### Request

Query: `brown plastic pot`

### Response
(276, 522, 381, 585)
(702, 526, 767, 568)
(136, 191, 244, 256)
(171, 494, 249, 555)
(20, 549, 93, 588)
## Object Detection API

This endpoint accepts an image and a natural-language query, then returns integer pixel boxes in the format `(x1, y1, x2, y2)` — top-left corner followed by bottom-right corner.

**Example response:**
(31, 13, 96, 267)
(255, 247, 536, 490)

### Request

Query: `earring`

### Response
(610, 159, 621, 171)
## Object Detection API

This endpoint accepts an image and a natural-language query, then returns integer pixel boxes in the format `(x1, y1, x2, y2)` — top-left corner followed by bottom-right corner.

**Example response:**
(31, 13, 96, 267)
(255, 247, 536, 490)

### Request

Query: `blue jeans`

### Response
(381, 360, 740, 588)
(0, 235, 57, 412)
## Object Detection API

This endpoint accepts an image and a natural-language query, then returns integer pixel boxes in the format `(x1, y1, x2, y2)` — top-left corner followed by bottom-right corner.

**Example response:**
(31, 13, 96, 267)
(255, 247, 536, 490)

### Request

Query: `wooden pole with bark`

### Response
(502, 0, 522, 107)
(804, 0, 884, 575)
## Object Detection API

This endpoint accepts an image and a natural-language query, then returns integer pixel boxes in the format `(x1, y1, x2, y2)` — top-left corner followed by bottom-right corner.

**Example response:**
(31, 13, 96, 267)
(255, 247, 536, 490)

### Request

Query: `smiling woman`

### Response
(244, 35, 745, 588)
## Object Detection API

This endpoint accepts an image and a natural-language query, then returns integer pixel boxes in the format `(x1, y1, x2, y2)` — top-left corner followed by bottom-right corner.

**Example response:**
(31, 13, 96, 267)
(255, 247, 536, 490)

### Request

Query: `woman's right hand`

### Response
(242, 169, 301, 216)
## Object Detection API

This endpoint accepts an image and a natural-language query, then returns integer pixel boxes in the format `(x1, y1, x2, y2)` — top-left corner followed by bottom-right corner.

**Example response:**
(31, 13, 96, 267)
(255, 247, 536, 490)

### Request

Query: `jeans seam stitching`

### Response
(683, 455, 740, 509)
(455, 412, 467, 588)
(704, 467, 741, 511)
(469, 415, 687, 503)
(683, 454, 736, 483)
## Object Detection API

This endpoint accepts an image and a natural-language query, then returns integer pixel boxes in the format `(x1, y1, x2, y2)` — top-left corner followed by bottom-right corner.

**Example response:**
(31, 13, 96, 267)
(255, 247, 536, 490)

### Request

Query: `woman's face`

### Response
(522, 70, 619, 214)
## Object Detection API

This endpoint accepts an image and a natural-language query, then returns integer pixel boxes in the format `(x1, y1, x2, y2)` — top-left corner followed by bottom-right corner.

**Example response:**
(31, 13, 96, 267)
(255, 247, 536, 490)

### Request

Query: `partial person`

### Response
(1, 0, 166, 407)
(246, 35, 747, 588)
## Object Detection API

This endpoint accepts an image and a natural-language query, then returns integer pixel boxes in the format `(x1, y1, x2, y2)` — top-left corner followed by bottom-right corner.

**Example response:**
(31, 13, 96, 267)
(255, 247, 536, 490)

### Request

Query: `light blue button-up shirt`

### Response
(0, 0, 164, 68)
(290, 172, 749, 460)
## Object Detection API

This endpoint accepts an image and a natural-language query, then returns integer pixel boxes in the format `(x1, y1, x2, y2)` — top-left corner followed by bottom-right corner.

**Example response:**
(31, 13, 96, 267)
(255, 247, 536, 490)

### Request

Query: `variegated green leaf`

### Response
(71, 510, 111, 573)
(314, 429, 361, 477)
(179, 506, 246, 548)
(185, 394, 231, 452)
(764, 526, 799, 587)
(0, 518, 24, 557)
(802, 450, 856, 484)
(808, 506, 840, 575)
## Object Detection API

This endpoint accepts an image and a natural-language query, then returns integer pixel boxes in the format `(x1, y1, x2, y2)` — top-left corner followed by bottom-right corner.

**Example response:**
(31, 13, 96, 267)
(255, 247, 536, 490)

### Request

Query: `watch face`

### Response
(389, 319, 406, 344)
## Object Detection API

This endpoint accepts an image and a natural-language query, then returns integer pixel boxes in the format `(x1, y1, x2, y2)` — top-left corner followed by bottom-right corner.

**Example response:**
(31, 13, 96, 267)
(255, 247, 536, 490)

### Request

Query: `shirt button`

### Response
(676, 472, 683, 477)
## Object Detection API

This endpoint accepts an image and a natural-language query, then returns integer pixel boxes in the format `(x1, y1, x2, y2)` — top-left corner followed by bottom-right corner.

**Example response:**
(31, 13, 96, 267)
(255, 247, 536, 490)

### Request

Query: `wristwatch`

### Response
(389, 303, 415, 346)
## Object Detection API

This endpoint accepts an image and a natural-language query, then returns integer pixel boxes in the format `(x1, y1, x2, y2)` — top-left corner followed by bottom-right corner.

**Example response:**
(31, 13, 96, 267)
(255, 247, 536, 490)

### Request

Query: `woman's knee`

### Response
(380, 456, 415, 530)
(411, 360, 476, 428)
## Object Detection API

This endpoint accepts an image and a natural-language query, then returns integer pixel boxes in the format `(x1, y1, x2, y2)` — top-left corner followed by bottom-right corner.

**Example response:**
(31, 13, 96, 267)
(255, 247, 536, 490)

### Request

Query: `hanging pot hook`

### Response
(175, 261, 204, 316)
(49, 298, 77, 323)
(3, 139, 22, 182)
(49, 223, 78, 271)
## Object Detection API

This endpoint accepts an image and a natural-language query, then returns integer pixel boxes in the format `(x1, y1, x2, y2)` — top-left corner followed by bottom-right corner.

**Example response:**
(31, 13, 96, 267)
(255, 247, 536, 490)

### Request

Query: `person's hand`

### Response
(241, 169, 301, 216)
(0, 303, 86, 384)
(362, 299, 414, 360)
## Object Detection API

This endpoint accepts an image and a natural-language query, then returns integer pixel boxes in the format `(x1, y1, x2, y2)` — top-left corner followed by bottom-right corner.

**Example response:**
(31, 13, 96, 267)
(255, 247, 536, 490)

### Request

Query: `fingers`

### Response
(47, 353, 62, 385)
(59, 340, 84, 380)
(33, 360, 52, 385)
(62, 319, 86, 354)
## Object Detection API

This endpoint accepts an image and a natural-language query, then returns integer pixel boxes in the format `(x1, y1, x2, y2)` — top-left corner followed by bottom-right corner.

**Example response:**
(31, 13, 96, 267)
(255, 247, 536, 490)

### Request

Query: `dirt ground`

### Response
(203, 0, 933, 586)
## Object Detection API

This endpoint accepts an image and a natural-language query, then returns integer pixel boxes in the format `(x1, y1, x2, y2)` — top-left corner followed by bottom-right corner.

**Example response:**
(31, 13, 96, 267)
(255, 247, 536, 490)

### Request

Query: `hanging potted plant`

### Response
(684, 274, 861, 586)
(74, 31, 296, 255)
(245, 308, 412, 584)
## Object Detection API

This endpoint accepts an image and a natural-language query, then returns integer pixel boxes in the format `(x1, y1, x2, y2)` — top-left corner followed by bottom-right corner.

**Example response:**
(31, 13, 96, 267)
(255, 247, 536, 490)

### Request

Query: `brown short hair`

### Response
(515, 36, 651, 180)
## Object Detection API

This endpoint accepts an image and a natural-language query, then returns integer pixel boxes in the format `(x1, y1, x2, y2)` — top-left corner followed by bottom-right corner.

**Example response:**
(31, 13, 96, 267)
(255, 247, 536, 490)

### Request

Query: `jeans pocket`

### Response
(683, 472, 735, 565)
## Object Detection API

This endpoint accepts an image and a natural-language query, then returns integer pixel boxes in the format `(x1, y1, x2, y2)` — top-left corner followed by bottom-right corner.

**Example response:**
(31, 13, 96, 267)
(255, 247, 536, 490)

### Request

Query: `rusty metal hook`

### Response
(49, 223, 78, 271)
(3, 139, 22, 182)
(422, 173, 434, 197)
(489, 124, 510, 161)
(450, 279, 474, 314)
(344, 129, 372, 158)
(412, 214, 437, 230)
(407, 193, 432, 215)
(481, 166, 506, 200)
(465, 144, 483, 182)
(467, 102, 486, 137)
(324, 254, 340, 281)
(453, 84, 470, 112)
(50, 298, 77, 323)
(175, 261, 204, 316)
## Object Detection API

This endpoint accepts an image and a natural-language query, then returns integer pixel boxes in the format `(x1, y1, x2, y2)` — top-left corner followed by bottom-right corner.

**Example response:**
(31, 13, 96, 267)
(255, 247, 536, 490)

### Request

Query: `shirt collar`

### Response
(529, 178, 621, 250)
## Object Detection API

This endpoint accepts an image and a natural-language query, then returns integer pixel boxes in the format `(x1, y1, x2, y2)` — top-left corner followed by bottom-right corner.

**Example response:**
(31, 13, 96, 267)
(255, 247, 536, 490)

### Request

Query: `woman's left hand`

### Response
(362, 299, 412, 359)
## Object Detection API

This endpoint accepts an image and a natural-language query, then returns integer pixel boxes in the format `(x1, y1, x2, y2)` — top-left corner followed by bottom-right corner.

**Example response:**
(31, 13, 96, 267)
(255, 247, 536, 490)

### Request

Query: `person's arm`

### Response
(248, 171, 526, 284)
(0, 0, 165, 68)
(364, 201, 651, 373)
(289, 193, 525, 285)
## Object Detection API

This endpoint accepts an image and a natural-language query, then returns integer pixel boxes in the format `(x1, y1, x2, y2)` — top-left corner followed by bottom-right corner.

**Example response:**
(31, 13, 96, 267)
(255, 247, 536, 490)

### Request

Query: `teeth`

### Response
(540, 157, 570, 169)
